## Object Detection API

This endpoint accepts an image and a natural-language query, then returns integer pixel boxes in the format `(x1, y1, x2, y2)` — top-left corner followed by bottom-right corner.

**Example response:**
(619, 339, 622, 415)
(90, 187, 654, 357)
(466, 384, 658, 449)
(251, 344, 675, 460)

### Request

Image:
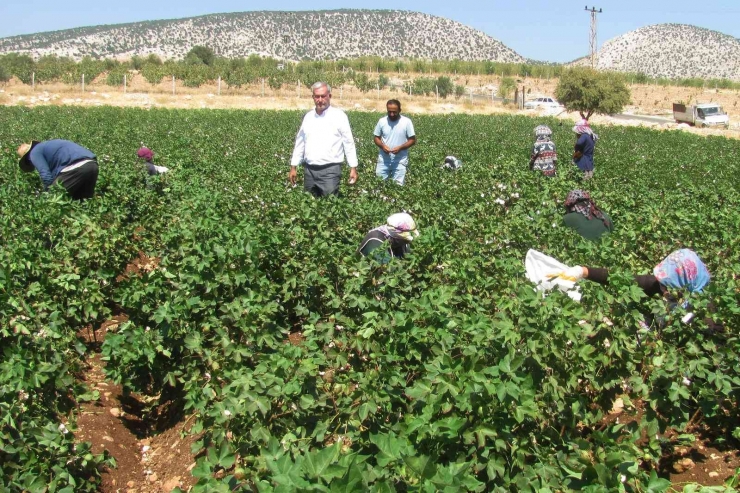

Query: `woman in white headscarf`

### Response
(358, 212, 419, 261)
(529, 125, 557, 176)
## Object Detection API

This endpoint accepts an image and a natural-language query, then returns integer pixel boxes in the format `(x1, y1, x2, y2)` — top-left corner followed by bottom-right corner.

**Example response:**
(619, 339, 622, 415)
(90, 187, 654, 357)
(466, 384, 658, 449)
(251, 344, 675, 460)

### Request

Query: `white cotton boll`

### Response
(223, 409, 232, 417)
(58, 423, 69, 434)
(603, 339, 611, 348)
(620, 475, 627, 483)
(510, 193, 520, 199)
(682, 377, 691, 386)
(495, 198, 506, 205)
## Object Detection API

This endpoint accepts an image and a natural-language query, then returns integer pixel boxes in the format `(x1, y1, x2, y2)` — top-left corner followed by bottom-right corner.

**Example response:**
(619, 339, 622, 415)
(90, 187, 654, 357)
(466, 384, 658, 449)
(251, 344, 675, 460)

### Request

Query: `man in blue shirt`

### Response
(373, 99, 416, 185)
(17, 139, 99, 200)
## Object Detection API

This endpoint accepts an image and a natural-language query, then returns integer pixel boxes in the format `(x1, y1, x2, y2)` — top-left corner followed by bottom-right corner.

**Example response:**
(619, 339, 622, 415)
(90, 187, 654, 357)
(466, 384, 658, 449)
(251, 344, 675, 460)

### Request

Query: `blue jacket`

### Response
(28, 140, 96, 188)
(574, 133, 594, 172)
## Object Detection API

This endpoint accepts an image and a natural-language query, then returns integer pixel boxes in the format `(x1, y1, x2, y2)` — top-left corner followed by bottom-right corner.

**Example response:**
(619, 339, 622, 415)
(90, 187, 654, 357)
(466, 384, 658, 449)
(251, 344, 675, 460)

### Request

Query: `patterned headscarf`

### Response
(572, 119, 599, 141)
(534, 125, 552, 141)
(564, 190, 610, 227)
(653, 249, 710, 293)
(375, 212, 419, 243)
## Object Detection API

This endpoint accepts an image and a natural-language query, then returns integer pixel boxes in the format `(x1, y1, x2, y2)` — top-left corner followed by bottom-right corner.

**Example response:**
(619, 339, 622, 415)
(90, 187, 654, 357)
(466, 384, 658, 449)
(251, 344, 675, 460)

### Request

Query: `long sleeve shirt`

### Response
(28, 140, 96, 188)
(585, 267, 663, 296)
(290, 106, 358, 168)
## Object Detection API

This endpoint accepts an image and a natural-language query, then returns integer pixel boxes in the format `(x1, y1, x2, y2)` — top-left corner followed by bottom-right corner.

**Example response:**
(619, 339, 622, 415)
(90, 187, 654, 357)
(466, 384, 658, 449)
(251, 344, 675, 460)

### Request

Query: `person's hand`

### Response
(348, 167, 358, 185)
(288, 167, 297, 186)
(549, 266, 587, 282)
(381, 144, 391, 154)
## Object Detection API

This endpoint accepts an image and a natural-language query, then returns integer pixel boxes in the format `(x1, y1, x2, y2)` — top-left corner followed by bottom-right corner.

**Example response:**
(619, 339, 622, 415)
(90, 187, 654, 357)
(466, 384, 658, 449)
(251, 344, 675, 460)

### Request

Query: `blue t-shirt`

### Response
(574, 133, 595, 171)
(374, 115, 415, 167)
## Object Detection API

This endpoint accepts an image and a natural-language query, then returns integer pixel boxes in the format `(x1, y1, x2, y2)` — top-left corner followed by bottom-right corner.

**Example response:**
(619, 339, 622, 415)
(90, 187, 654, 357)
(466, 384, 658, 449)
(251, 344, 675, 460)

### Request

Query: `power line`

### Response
(585, 6, 603, 69)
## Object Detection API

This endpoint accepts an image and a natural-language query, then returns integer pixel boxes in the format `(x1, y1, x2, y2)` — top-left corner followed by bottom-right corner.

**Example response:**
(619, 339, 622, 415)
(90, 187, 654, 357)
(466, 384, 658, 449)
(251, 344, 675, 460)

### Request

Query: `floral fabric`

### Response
(653, 249, 710, 293)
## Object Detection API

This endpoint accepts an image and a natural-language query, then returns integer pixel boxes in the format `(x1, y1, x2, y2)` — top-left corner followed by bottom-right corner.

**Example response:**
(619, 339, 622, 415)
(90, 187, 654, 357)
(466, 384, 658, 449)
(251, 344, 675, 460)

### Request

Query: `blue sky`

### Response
(1, 0, 738, 62)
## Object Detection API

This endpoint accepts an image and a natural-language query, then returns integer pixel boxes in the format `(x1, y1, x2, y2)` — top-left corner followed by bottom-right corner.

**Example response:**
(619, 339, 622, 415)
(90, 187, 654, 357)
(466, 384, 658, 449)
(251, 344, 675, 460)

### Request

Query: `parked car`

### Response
(524, 97, 562, 110)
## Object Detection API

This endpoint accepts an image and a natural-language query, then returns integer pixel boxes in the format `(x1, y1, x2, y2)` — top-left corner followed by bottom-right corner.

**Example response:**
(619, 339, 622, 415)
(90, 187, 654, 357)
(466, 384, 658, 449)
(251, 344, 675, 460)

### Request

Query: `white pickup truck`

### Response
(673, 103, 729, 128)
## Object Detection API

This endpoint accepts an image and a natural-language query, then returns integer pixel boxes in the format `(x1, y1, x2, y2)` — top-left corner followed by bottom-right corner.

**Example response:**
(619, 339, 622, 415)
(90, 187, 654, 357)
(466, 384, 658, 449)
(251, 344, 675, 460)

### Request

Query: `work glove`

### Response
(550, 266, 587, 282)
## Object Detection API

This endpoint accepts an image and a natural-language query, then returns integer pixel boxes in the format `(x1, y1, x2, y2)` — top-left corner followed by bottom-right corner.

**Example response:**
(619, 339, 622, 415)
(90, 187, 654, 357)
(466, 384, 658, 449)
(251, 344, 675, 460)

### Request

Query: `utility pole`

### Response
(585, 6, 603, 69)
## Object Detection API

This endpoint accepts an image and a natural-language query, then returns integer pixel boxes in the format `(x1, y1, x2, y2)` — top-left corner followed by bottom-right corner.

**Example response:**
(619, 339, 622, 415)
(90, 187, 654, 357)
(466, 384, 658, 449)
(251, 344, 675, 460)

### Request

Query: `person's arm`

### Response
(633, 275, 663, 297)
(390, 136, 416, 154)
(573, 135, 585, 160)
(338, 113, 358, 183)
(374, 135, 391, 154)
(529, 145, 539, 169)
(31, 148, 54, 189)
(340, 114, 358, 168)
(583, 267, 663, 296)
(289, 122, 306, 185)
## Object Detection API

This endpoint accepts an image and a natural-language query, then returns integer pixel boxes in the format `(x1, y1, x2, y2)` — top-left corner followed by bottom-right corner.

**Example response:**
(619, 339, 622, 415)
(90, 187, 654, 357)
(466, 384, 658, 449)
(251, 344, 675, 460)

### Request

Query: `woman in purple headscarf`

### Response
(137, 147, 169, 176)
(572, 119, 598, 179)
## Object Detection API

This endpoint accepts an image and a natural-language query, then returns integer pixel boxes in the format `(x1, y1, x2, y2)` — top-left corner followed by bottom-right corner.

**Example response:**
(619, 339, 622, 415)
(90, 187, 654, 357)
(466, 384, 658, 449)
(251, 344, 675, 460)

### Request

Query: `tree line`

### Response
(1, 47, 738, 93)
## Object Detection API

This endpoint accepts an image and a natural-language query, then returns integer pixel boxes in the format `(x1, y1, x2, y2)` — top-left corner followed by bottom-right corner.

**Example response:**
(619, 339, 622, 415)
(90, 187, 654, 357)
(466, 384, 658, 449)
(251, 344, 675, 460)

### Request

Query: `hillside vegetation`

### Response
(0, 10, 524, 63)
(597, 24, 740, 81)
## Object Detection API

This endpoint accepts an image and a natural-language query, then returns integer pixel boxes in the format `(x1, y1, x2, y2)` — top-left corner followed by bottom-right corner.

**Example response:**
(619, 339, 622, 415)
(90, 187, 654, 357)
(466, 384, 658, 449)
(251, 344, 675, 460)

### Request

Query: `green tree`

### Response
(0, 64, 9, 84)
(498, 77, 516, 99)
(0, 53, 34, 84)
(555, 68, 631, 120)
(186, 46, 216, 66)
(145, 54, 163, 66)
(129, 55, 144, 70)
(436, 76, 454, 98)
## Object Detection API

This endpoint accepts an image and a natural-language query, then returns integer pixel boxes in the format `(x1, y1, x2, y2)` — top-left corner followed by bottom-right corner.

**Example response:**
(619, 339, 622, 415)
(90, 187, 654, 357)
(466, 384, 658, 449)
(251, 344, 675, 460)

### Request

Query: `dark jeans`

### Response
(54, 160, 99, 200)
(304, 163, 342, 197)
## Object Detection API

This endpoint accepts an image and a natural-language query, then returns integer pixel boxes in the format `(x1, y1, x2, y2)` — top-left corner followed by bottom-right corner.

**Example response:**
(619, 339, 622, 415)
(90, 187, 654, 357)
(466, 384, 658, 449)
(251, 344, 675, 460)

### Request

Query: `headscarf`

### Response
(653, 249, 710, 293)
(564, 190, 611, 227)
(572, 119, 599, 142)
(137, 147, 154, 161)
(534, 125, 552, 141)
(375, 212, 419, 243)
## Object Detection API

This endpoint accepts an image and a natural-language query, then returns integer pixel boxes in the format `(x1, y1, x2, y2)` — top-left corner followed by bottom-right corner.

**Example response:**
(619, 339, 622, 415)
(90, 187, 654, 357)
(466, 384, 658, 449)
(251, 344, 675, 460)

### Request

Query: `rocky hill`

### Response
(596, 24, 740, 80)
(0, 10, 525, 63)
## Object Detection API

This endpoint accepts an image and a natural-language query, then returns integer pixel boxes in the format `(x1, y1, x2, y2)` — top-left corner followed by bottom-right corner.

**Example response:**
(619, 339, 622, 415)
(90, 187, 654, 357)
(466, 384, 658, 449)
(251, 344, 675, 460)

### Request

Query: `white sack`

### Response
(524, 249, 582, 302)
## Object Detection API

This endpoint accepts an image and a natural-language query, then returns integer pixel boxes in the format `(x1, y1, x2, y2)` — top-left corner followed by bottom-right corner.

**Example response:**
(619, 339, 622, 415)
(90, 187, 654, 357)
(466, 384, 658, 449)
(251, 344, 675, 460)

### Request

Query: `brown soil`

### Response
(287, 331, 305, 346)
(75, 313, 198, 492)
(666, 435, 740, 490)
(599, 398, 740, 488)
(116, 251, 160, 282)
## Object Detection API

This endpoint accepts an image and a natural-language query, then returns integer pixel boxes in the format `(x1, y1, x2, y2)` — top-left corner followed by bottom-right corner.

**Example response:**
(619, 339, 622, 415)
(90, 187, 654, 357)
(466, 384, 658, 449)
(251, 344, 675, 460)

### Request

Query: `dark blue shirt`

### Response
(28, 140, 96, 188)
(574, 133, 595, 172)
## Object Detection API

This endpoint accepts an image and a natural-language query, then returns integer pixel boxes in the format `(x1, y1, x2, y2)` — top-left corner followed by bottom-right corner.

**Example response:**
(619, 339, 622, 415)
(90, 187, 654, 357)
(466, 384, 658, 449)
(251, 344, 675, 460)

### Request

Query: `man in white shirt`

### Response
(373, 99, 416, 185)
(289, 82, 359, 197)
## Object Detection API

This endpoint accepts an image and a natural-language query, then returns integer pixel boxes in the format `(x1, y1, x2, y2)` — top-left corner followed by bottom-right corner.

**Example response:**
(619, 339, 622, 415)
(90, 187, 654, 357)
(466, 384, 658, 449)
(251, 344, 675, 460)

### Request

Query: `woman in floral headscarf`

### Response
(553, 249, 720, 330)
(529, 125, 557, 176)
(358, 212, 419, 261)
(562, 189, 613, 241)
(572, 119, 598, 179)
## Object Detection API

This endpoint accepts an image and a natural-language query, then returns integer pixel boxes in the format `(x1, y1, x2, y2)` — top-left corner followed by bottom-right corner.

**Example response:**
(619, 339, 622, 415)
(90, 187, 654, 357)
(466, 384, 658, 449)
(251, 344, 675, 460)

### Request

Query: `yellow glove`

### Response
(548, 266, 587, 282)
